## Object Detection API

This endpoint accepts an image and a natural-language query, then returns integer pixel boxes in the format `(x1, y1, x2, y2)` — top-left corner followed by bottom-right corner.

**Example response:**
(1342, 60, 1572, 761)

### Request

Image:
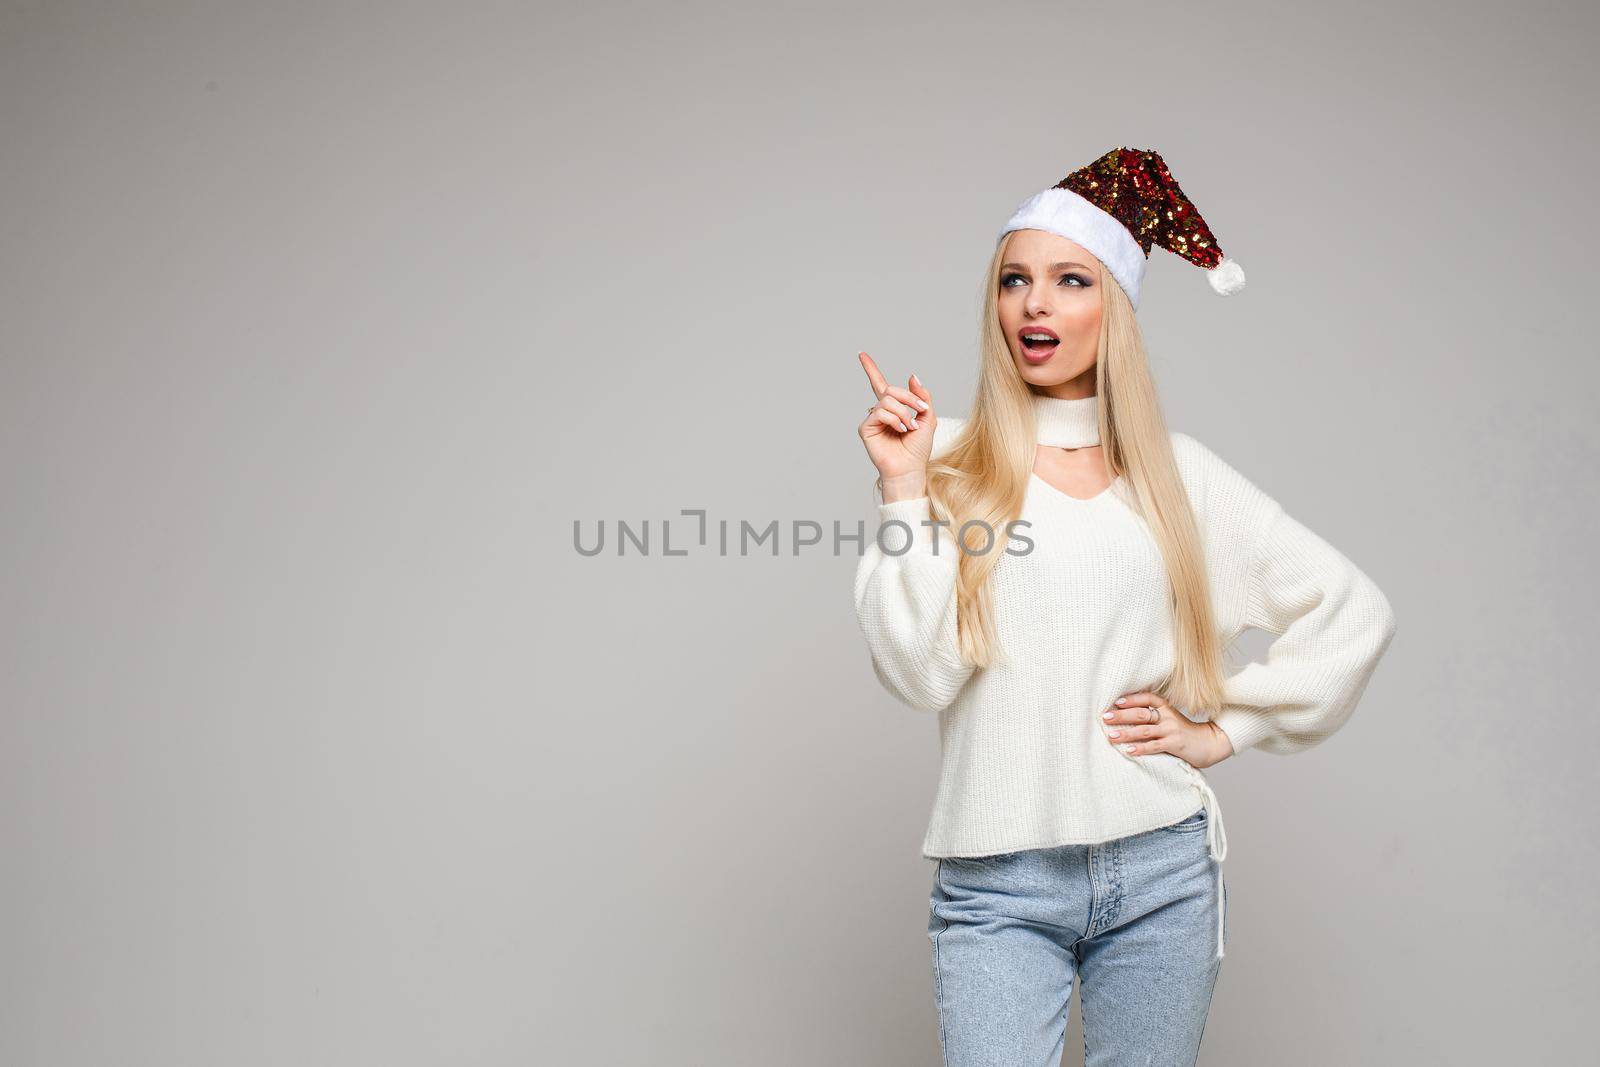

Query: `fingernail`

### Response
(1122, 744, 1137, 754)
(1102, 711, 1114, 720)
(1115, 698, 1127, 705)
(1108, 730, 1121, 738)
(898, 421, 907, 431)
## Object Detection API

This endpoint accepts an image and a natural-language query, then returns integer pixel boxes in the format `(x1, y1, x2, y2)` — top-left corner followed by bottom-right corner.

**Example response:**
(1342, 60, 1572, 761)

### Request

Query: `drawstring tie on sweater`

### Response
(1179, 762, 1228, 959)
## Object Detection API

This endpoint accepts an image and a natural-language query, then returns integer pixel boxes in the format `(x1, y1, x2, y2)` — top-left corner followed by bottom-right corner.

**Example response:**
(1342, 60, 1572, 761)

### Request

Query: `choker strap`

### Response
(1032, 392, 1100, 448)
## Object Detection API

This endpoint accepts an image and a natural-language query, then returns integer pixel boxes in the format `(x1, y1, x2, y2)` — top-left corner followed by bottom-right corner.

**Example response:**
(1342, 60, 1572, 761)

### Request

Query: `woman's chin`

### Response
(1015, 355, 1094, 386)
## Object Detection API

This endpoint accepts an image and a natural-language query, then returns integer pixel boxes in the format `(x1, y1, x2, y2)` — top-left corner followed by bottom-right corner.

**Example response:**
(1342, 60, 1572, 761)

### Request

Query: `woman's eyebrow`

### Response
(1000, 261, 1093, 272)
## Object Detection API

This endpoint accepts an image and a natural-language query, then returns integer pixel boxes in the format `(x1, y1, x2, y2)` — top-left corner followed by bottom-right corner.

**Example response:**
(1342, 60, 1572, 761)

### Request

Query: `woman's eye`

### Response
(1001, 272, 1090, 289)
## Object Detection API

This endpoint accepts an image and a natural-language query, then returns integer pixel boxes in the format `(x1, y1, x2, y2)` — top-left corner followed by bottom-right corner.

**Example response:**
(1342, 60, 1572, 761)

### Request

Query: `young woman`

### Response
(851, 148, 1397, 1067)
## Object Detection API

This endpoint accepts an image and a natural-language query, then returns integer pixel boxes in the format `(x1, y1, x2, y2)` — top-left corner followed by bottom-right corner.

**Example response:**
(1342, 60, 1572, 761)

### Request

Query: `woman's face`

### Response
(996, 229, 1104, 392)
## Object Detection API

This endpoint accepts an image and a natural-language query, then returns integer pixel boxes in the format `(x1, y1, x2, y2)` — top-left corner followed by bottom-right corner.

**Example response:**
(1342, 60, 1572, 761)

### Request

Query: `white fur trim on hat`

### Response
(997, 186, 1148, 310)
(1207, 256, 1246, 295)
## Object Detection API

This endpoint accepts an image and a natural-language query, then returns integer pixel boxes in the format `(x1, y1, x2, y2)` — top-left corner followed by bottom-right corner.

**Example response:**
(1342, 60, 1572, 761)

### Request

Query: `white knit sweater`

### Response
(853, 391, 1397, 957)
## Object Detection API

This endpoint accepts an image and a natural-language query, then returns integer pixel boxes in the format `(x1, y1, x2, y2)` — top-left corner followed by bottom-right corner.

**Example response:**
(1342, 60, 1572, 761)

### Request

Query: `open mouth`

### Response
(1019, 328, 1060, 359)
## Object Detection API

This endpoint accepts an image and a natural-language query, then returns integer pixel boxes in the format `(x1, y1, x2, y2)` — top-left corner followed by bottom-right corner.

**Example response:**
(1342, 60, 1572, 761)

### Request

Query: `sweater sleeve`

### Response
(852, 495, 977, 711)
(1199, 446, 1399, 757)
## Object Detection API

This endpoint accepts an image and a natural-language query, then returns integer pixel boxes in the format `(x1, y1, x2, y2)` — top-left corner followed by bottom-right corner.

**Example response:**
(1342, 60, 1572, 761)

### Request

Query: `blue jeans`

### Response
(927, 807, 1226, 1067)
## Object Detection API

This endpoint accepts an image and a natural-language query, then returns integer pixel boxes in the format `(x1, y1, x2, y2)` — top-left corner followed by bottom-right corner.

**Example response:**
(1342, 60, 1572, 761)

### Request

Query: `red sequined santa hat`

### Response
(998, 147, 1245, 310)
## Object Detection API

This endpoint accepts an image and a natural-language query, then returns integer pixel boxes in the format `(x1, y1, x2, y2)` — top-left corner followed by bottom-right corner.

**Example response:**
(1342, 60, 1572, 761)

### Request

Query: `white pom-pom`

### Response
(1207, 256, 1246, 296)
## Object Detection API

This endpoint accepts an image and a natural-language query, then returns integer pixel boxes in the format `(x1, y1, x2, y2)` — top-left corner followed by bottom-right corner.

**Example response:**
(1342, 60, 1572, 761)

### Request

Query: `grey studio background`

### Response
(2, 2, 1595, 1065)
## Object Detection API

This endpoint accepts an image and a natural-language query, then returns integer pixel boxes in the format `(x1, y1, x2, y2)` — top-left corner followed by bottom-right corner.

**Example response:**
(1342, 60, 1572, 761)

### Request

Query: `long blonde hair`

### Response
(924, 231, 1230, 715)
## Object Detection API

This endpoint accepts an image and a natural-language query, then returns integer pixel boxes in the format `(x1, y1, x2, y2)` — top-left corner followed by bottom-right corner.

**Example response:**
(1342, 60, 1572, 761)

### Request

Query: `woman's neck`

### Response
(1031, 391, 1100, 449)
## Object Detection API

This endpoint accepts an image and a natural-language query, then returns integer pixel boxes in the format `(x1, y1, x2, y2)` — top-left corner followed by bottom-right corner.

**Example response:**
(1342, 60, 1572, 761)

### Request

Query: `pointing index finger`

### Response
(858, 351, 889, 399)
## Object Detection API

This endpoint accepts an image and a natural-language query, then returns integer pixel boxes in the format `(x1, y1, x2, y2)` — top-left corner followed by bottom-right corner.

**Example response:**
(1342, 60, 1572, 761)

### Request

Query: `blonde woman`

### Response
(852, 149, 1396, 1067)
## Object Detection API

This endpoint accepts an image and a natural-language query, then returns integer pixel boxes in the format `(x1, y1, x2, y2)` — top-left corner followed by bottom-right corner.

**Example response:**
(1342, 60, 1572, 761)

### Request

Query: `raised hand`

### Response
(857, 352, 937, 496)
